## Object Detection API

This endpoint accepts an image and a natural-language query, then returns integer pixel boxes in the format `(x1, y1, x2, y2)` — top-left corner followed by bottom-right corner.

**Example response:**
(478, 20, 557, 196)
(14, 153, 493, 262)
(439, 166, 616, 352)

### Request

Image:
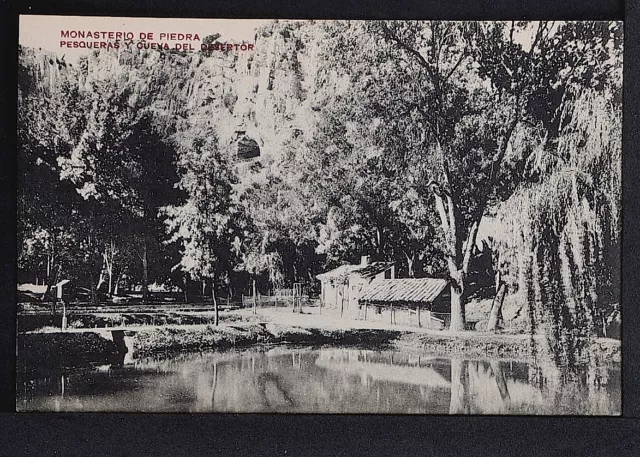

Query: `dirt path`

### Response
(250, 308, 532, 341)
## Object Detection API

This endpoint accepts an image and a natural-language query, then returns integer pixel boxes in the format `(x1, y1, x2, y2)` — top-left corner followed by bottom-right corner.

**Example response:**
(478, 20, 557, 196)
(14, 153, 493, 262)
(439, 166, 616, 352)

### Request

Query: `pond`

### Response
(17, 346, 621, 415)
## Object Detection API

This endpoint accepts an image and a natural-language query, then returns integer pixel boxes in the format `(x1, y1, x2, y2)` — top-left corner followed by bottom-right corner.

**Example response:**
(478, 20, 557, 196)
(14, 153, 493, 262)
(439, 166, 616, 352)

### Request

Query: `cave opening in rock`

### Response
(234, 132, 261, 160)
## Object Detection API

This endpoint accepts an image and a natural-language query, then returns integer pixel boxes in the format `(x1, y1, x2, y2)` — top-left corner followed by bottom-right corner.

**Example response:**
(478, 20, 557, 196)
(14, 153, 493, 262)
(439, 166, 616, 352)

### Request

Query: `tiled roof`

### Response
(316, 262, 394, 281)
(359, 278, 448, 304)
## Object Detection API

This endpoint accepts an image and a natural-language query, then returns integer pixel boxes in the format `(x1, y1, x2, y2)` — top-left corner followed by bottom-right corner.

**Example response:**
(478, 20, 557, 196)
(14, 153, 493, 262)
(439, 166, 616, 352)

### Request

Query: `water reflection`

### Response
(17, 347, 620, 415)
(448, 359, 544, 414)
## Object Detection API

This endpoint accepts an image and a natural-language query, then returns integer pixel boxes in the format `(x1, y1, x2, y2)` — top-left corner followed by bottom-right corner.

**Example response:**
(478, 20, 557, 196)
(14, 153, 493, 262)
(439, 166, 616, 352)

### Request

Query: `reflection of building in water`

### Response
(315, 349, 451, 388)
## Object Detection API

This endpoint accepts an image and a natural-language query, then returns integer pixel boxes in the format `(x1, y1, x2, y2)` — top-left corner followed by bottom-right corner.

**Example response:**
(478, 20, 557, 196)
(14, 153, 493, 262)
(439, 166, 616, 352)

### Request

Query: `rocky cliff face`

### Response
(19, 20, 338, 177)
(18, 46, 75, 100)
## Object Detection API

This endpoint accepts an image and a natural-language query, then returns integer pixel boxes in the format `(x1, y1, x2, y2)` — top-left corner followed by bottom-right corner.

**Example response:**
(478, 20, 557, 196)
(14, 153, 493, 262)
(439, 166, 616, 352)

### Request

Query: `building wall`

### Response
(345, 269, 395, 313)
(347, 303, 445, 329)
(347, 277, 366, 311)
(320, 273, 450, 329)
(431, 287, 451, 313)
(319, 267, 396, 315)
(320, 280, 349, 312)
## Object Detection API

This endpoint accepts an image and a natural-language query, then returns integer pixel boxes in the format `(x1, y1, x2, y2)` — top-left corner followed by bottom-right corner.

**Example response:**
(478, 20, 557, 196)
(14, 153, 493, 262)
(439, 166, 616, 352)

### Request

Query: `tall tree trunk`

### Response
(429, 119, 517, 332)
(450, 281, 467, 331)
(97, 266, 106, 292)
(90, 281, 98, 306)
(375, 226, 384, 257)
(42, 238, 57, 304)
(44, 264, 61, 313)
(141, 236, 149, 302)
(212, 279, 219, 326)
(90, 246, 102, 306)
(43, 262, 58, 303)
(488, 282, 507, 332)
(104, 242, 116, 296)
(433, 188, 470, 332)
(113, 273, 120, 296)
(87, 206, 101, 306)
(252, 278, 257, 315)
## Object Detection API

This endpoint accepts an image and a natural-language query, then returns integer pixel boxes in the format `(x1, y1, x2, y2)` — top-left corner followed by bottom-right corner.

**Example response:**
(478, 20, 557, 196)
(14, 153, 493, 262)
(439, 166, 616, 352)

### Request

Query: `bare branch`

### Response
(509, 21, 515, 46)
(443, 51, 467, 83)
(380, 22, 436, 82)
(501, 56, 514, 78)
(426, 180, 449, 197)
(530, 21, 547, 56)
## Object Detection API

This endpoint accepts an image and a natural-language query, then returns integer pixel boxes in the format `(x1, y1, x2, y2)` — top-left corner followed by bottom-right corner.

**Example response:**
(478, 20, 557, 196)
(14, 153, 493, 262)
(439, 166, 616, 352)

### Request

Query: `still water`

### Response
(17, 346, 620, 415)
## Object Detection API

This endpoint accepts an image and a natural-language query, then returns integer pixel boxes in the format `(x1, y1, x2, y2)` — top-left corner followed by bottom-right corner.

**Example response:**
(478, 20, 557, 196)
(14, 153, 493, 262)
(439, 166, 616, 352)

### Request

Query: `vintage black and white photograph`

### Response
(16, 16, 622, 414)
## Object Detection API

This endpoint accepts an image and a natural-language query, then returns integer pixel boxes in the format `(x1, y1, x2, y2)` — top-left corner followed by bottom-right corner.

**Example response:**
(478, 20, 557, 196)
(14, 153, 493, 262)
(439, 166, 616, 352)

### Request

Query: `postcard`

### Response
(16, 16, 622, 414)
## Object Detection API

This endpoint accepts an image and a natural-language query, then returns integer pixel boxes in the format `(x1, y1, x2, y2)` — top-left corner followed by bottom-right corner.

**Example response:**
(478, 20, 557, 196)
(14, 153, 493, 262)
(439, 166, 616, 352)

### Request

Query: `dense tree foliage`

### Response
(17, 19, 621, 359)
(18, 49, 90, 302)
(310, 21, 622, 332)
(163, 131, 238, 324)
(18, 47, 180, 304)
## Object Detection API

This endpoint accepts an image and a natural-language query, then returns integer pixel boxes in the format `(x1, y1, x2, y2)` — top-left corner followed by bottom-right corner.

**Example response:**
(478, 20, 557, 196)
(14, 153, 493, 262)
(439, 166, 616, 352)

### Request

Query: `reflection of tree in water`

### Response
(447, 359, 619, 415)
(210, 362, 217, 411)
(20, 348, 620, 414)
(449, 360, 471, 414)
(490, 361, 510, 401)
(449, 360, 514, 414)
(256, 372, 296, 409)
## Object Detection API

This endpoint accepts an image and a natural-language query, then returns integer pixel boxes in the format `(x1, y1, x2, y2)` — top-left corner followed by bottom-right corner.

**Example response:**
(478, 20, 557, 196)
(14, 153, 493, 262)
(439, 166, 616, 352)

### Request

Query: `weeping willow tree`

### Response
(497, 91, 621, 372)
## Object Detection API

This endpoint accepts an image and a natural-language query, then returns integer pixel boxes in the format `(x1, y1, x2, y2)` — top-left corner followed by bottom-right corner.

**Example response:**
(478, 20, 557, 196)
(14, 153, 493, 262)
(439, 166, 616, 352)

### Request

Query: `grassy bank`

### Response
(396, 331, 531, 359)
(133, 322, 621, 365)
(17, 321, 620, 372)
(399, 332, 620, 365)
(133, 323, 401, 355)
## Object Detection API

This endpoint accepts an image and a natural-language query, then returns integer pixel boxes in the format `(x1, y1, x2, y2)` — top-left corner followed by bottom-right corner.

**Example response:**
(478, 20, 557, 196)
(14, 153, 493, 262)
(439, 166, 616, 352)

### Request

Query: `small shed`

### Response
(359, 278, 450, 327)
(316, 256, 395, 316)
